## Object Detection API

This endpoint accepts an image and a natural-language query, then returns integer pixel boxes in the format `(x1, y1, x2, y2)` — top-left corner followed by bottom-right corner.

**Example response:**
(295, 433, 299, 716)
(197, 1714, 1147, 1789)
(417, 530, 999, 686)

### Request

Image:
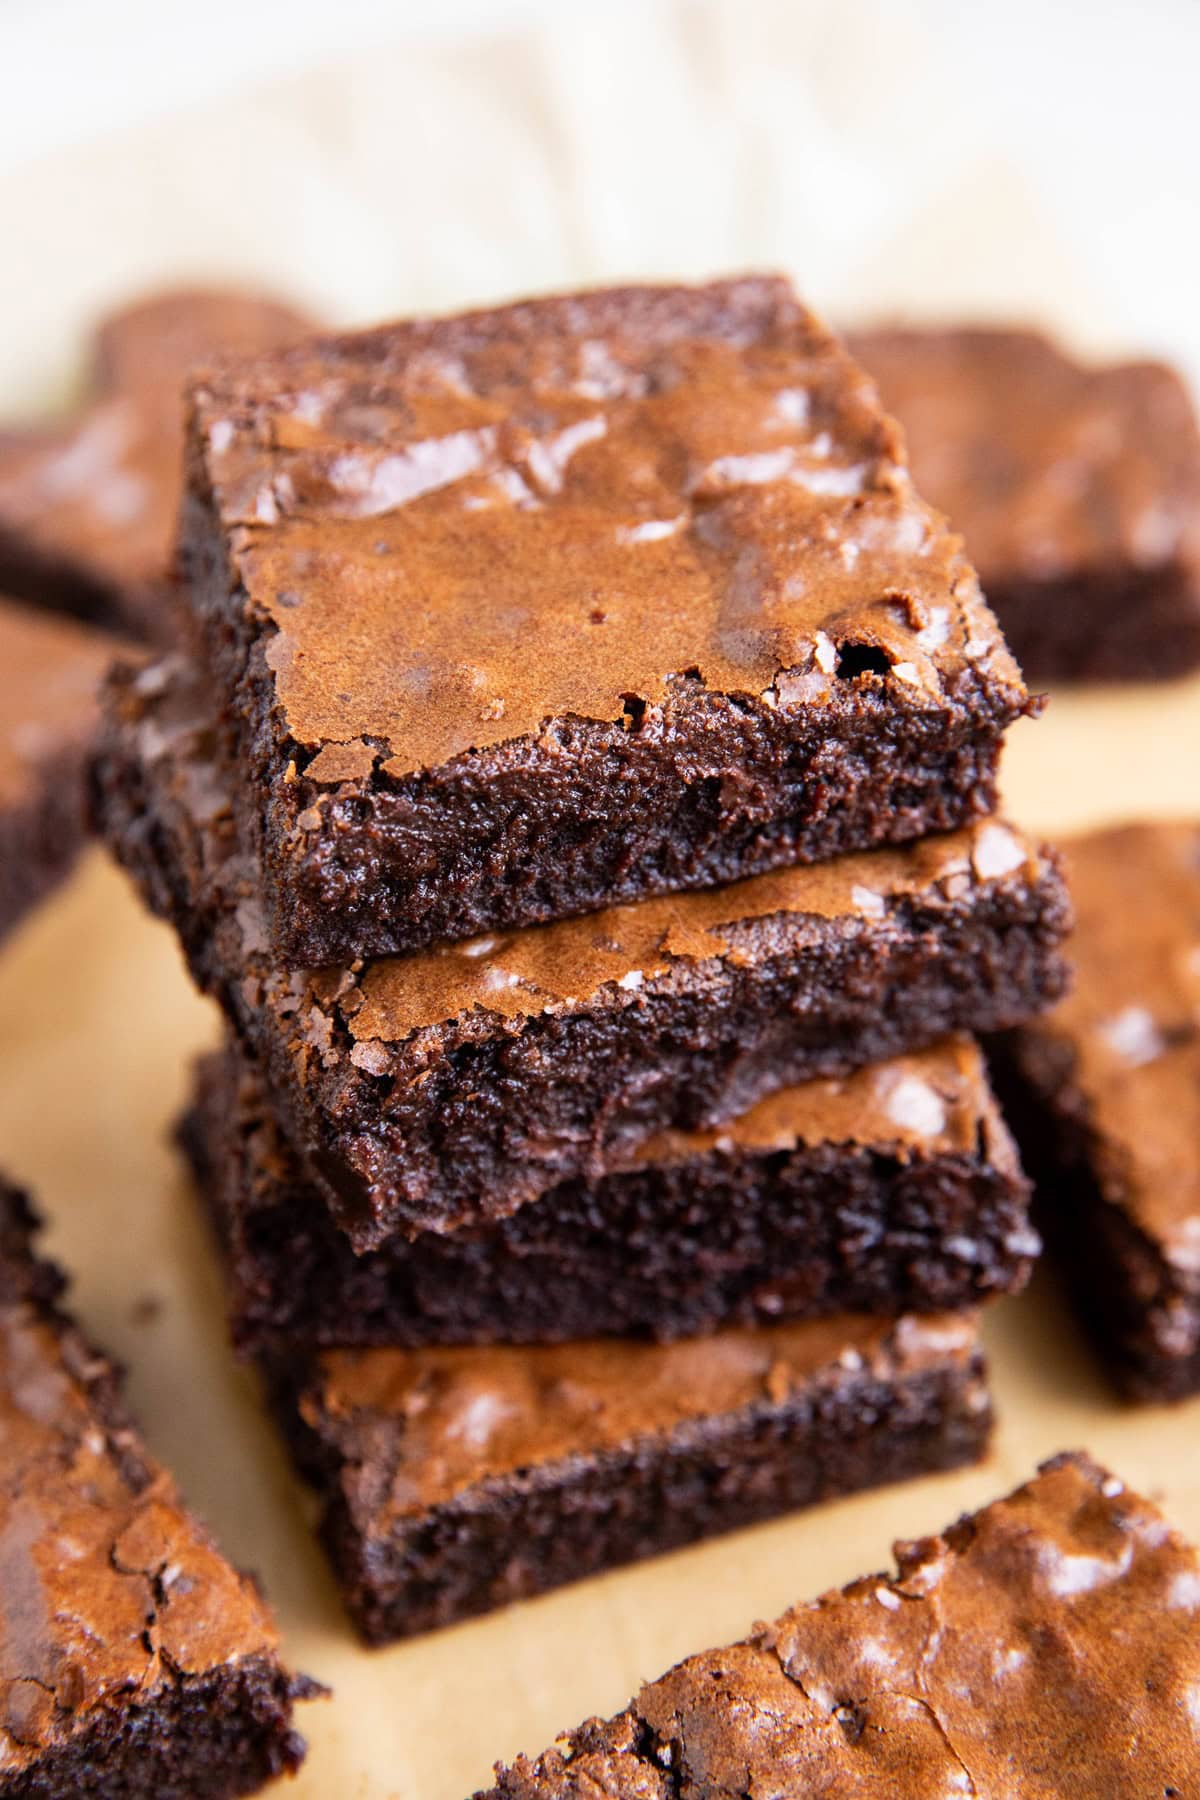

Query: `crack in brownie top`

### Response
(189, 276, 1024, 775)
(301, 1311, 980, 1517)
(1042, 822, 1200, 1269)
(848, 326, 1200, 586)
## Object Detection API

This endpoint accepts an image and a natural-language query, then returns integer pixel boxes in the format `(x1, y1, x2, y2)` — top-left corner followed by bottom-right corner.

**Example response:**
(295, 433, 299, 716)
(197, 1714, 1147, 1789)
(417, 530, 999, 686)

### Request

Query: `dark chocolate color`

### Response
(849, 325, 1200, 684)
(93, 655, 1071, 1249)
(476, 1454, 1200, 1800)
(265, 1310, 990, 1644)
(0, 1180, 312, 1796)
(182, 1035, 1036, 1352)
(182, 276, 1030, 965)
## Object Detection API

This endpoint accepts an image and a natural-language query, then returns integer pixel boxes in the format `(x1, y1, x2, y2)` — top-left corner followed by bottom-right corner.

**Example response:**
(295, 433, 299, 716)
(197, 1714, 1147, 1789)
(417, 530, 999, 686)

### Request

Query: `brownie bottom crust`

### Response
(182, 1040, 1035, 1354)
(264, 1315, 991, 1645)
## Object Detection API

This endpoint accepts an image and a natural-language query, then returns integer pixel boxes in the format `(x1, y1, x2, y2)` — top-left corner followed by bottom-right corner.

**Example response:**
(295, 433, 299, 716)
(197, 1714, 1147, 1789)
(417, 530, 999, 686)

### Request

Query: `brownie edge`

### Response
(475, 1453, 1200, 1800)
(183, 275, 1030, 966)
(93, 652, 1072, 1250)
(0, 1178, 315, 1797)
(264, 1311, 990, 1644)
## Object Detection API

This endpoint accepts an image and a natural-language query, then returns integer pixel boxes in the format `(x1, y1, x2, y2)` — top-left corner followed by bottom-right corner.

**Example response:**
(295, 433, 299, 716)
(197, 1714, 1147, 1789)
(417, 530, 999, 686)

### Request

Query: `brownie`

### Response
(476, 1452, 1199, 1800)
(0, 597, 122, 944)
(0, 1180, 313, 1796)
(848, 325, 1200, 684)
(180, 275, 1031, 967)
(93, 655, 1070, 1249)
(183, 1034, 1036, 1353)
(265, 1309, 991, 1644)
(0, 288, 315, 642)
(992, 821, 1200, 1400)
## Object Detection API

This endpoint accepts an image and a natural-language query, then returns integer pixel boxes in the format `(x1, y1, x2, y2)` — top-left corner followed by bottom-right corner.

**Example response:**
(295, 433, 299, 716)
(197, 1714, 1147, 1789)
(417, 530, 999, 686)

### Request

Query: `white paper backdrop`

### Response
(4, 0, 1199, 409)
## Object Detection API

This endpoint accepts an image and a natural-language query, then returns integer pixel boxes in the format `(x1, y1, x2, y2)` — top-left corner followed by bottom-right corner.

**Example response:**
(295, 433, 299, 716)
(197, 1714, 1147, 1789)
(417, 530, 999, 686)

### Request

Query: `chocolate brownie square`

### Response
(181, 276, 1030, 965)
(849, 325, 1200, 684)
(477, 1454, 1199, 1799)
(94, 654, 1070, 1249)
(0, 288, 314, 642)
(182, 1034, 1036, 1352)
(993, 821, 1200, 1399)
(0, 1179, 314, 1796)
(0, 597, 121, 944)
(265, 1309, 991, 1643)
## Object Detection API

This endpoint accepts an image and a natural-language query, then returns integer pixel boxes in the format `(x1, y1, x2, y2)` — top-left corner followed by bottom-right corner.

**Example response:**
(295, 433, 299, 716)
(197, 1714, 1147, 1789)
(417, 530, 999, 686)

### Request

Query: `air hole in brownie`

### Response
(835, 642, 892, 680)
(622, 693, 648, 729)
(832, 1702, 866, 1742)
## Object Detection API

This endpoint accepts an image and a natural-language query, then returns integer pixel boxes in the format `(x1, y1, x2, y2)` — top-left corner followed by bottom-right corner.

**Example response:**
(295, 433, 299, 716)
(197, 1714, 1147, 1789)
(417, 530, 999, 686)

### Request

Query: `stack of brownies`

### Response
(94, 276, 1072, 1643)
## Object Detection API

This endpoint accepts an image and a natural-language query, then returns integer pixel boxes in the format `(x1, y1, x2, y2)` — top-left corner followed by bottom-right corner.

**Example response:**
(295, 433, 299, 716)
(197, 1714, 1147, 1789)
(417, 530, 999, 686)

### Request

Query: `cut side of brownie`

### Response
(992, 820, 1200, 1400)
(0, 288, 315, 643)
(0, 1179, 314, 1797)
(264, 1309, 991, 1644)
(181, 275, 1031, 965)
(476, 1453, 1200, 1799)
(0, 597, 122, 945)
(94, 655, 1071, 1249)
(849, 325, 1200, 685)
(182, 1034, 1036, 1352)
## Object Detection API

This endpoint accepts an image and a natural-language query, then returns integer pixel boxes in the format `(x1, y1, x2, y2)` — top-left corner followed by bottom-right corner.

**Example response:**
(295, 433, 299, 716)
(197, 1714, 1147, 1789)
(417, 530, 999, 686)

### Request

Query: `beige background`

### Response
(2, 3, 1199, 1795)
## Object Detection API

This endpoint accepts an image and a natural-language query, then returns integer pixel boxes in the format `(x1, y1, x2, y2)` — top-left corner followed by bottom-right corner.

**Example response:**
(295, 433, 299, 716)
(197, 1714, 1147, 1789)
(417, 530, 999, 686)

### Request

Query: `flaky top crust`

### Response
(189, 276, 1024, 777)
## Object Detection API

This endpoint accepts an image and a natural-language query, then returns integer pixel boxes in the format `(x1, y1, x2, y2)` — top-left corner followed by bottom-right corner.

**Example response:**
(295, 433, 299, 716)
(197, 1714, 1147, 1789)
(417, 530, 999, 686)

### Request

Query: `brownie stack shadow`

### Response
(91, 275, 1071, 1644)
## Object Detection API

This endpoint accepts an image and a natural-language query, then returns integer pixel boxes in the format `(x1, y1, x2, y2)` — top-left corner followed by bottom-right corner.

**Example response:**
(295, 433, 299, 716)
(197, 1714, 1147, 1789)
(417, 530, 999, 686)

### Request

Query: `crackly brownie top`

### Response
(850, 325, 1200, 587)
(484, 1454, 1200, 1800)
(189, 276, 1024, 777)
(1032, 822, 1200, 1273)
(0, 288, 313, 598)
(0, 597, 119, 810)
(0, 1181, 282, 1773)
(297, 1311, 980, 1517)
